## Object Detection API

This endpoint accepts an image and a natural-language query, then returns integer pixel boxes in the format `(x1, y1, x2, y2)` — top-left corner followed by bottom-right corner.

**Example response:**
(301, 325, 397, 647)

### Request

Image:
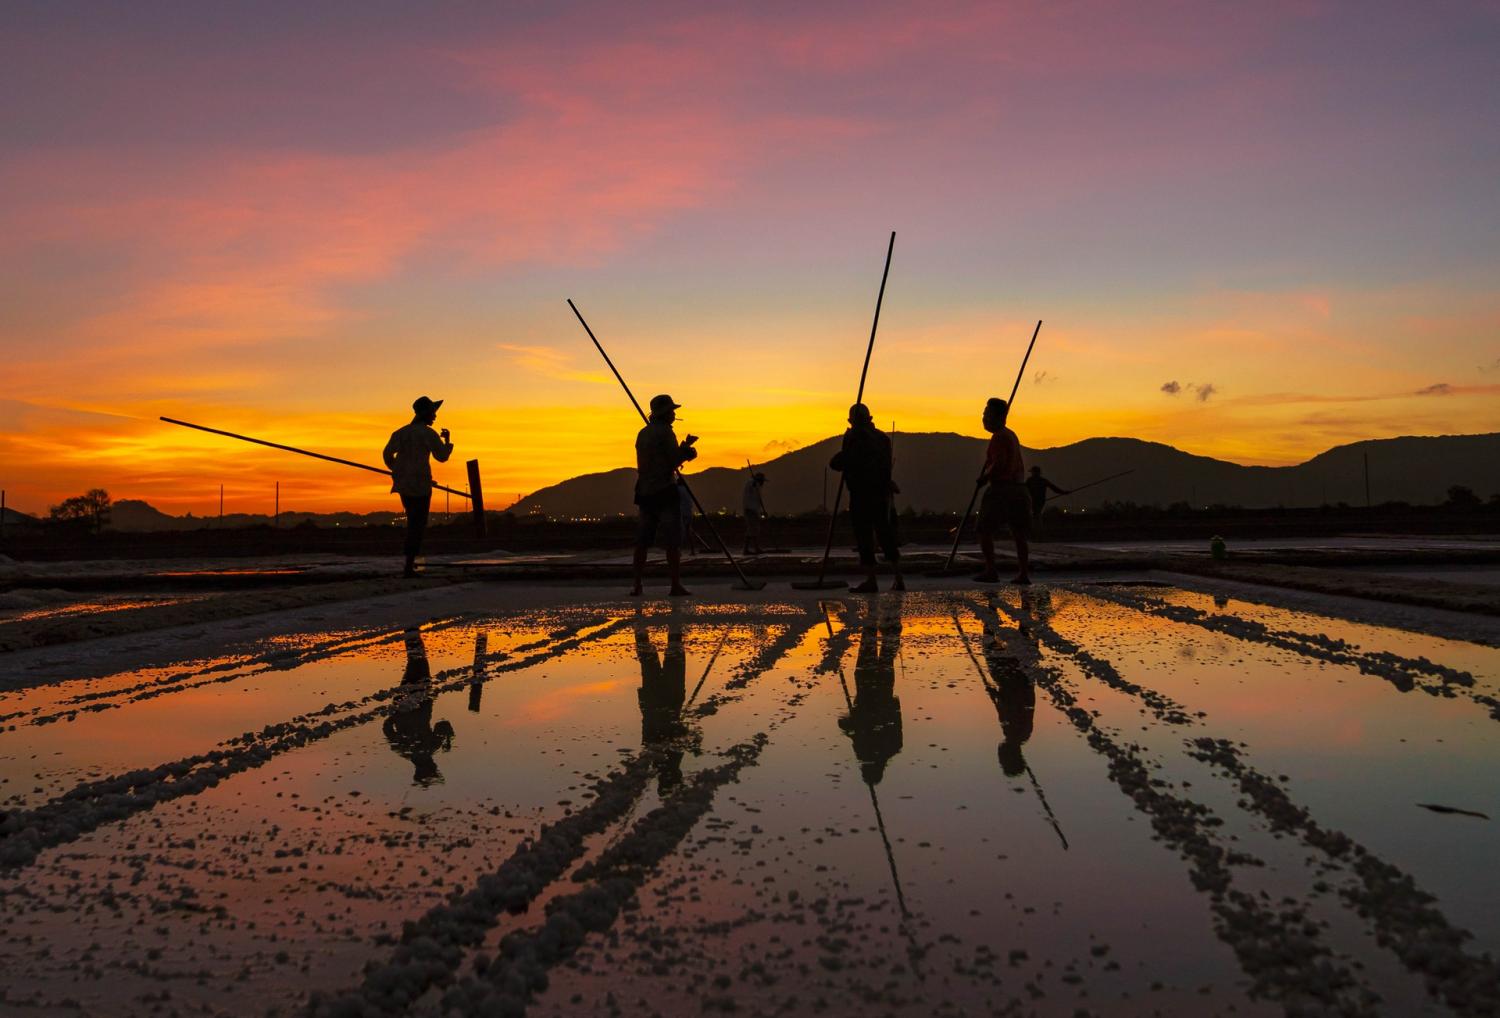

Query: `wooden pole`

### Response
(567, 299, 762, 589)
(942, 319, 1042, 572)
(798, 231, 896, 590)
(159, 417, 469, 499)
(467, 459, 486, 537)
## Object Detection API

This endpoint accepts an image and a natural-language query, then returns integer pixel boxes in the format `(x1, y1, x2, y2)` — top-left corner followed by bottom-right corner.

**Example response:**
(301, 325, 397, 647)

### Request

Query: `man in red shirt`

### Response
(974, 397, 1032, 584)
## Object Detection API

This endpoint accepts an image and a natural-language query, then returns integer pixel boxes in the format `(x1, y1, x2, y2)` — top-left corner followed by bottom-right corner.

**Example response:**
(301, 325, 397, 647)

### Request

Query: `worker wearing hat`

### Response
(382, 396, 454, 577)
(632, 394, 698, 597)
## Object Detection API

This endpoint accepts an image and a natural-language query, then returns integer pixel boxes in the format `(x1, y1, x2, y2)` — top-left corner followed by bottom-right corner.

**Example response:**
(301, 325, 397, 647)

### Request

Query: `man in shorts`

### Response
(382, 395, 454, 577)
(974, 397, 1032, 584)
(632, 394, 698, 597)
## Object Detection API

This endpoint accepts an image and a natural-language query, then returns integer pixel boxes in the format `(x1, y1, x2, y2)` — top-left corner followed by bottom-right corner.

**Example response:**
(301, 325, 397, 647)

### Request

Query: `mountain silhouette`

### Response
(511, 432, 1500, 517)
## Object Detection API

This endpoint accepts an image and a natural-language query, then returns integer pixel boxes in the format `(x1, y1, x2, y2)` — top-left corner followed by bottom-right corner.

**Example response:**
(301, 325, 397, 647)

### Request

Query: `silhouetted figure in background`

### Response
(383, 627, 456, 785)
(838, 612, 904, 785)
(678, 478, 710, 557)
(742, 472, 768, 555)
(383, 396, 454, 577)
(974, 397, 1032, 585)
(635, 618, 690, 793)
(632, 394, 698, 597)
(830, 403, 904, 593)
(981, 620, 1035, 777)
(1025, 466, 1069, 523)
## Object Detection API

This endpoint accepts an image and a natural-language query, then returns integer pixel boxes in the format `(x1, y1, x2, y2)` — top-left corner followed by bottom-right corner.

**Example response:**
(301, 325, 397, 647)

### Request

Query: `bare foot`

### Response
(849, 579, 879, 594)
(669, 585, 692, 597)
(972, 571, 1000, 584)
(890, 576, 906, 592)
(1010, 574, 1032, 586)
(628, 586, 644, 597)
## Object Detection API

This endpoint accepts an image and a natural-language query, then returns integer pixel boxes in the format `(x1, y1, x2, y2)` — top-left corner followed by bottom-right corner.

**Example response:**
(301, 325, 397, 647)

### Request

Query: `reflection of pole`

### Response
(950, 608, 1068, 851)
(468, 632, 487, 713)
(686, 628, 732, 707)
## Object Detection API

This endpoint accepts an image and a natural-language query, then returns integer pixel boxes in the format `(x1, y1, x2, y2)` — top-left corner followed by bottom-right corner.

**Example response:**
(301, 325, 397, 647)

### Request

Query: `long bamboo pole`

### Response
(567, 299, 763, 590)
(941, 319, 1042, 572)
(159, 417, 470, 499)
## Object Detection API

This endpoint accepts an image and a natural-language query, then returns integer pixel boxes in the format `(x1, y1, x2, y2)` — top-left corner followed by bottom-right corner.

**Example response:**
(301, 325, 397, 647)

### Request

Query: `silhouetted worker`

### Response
(635, 618, 690, 793)
(838, 612, 904, 784)
(974, 397, 1032, 585)
(383, 627, 456, 786)
(742, 472, 768, 555)
(632, 394, 698, 597)
(830, 403, 905, 593)
(1025, 466, 1069, 522)
(383, 396, 454, 577)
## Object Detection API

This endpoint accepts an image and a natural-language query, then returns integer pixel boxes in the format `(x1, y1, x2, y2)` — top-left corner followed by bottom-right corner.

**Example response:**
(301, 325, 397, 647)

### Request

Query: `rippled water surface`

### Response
(2, 587, 1496, 1016)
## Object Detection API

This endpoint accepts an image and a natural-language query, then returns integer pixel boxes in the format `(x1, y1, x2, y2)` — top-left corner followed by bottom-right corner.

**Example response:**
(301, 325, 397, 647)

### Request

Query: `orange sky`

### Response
(3, 3, 1498, 516)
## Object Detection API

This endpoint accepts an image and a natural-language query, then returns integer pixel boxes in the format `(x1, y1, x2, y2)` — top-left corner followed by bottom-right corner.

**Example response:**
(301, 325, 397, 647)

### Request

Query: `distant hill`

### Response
(510, 432, 1500, 517)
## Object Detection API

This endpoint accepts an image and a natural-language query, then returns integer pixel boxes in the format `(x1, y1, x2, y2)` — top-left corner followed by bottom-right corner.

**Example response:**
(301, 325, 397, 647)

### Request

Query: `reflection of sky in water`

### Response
(0, 591, 1495, 1016)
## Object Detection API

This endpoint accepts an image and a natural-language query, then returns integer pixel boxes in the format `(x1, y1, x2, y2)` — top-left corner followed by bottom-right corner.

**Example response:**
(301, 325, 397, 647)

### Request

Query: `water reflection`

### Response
(634, 617, 695, 793)
(382, 627, 456, 786)
(838, 609, 904, 786)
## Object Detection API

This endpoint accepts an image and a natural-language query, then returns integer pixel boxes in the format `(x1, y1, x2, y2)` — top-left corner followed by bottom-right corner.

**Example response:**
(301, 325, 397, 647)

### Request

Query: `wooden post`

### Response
(467, 459, 486, 537)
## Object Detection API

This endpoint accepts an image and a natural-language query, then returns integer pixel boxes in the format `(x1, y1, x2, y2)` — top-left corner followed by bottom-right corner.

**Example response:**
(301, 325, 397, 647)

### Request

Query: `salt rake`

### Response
(949, 606, 1069, 851)
(935, 318, 1043, 576)
(568, 299, 764, 591)
(793, 231, 896, 590)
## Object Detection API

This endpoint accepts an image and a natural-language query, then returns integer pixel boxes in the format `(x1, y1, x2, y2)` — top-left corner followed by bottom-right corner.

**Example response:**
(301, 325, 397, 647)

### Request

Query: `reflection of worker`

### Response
(838, 612, 903, 785)
(383, 627, 455, 785)
(981, 621, 1035, 777)
(635, 618, 689, 793)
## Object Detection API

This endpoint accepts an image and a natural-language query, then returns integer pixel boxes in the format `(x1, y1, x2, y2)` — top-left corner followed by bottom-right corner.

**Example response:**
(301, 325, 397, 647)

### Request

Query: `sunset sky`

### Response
(3, 2, 1497, 516)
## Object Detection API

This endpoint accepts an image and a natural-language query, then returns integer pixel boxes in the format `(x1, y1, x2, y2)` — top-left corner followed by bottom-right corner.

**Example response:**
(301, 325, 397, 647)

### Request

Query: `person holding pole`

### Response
(383, 396, 454, 577)
(1025, 466, 1069, 523)
(830, 403, 904, 593)
(632, 394, 697, 597)
(974, 397, 1032, 585)
(742, 471, 767, 555)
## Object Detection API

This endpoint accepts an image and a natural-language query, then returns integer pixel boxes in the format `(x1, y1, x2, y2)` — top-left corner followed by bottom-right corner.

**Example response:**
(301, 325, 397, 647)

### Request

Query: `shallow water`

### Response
(1, 588, 1496, 1016)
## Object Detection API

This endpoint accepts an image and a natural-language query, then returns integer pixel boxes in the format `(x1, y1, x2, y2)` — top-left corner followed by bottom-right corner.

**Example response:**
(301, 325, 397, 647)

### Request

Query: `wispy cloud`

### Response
(1414, 382, 1453, 396)
(496, 344, 608, 385)
(1160, 380, 1181, 395)
(1194, 382, 1217, 402)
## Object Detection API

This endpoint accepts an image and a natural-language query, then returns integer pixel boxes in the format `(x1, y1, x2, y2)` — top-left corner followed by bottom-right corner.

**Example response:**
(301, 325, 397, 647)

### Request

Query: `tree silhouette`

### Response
(1445, 485, 1481, 508)
(49, 488, 111, 534)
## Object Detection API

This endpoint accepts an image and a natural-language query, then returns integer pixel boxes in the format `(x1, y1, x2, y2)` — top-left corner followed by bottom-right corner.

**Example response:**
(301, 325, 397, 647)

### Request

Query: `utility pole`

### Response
(219, 484, 224, 526)
(275, 481, 279, 527)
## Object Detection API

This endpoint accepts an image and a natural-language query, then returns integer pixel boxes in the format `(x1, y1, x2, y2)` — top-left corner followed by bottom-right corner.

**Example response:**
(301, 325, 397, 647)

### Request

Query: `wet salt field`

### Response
(2, 584, 1498, 1016)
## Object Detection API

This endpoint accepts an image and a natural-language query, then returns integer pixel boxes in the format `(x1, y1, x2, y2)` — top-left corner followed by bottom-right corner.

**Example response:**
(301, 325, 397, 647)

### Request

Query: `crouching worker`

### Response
(632, 394, 698, 597)
(974, 397, 1032, 585)
(830, 403, 905, 593)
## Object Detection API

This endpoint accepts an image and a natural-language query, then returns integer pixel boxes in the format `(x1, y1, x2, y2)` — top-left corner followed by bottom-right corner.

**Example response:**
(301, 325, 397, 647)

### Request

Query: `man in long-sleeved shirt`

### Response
(632, 394, 697, 597)
(382, 396, 454, 577)
(974, 397, 1031, 584)
(829, 403, 904, 593)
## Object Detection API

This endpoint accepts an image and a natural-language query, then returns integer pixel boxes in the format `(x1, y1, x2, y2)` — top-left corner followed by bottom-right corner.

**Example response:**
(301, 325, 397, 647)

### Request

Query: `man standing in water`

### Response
(383, 396, 454, 577)
(830, 403, 904, 593)
(974, 397, 1032, 585)
(632, 394, 698, 597)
